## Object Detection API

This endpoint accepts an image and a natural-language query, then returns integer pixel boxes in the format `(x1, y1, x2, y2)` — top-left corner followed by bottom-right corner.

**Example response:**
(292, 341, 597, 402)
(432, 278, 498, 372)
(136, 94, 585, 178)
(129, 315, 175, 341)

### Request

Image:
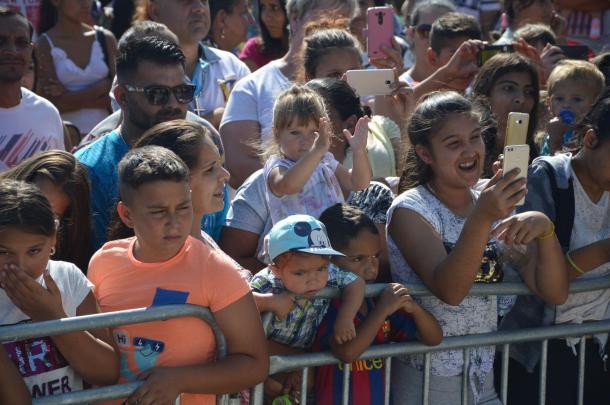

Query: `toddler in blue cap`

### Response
(250, 214, 365, 399)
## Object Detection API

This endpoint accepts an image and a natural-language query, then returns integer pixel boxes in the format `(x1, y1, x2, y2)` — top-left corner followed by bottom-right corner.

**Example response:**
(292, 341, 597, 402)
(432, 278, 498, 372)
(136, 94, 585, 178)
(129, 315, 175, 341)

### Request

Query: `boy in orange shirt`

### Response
(88, 146, 268, 405)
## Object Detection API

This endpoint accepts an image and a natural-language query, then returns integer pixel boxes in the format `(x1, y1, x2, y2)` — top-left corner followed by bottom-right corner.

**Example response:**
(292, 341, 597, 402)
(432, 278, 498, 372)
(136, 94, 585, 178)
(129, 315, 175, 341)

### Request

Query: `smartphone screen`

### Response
(478, 44, 514, 66)
(558, 45, 589, 61)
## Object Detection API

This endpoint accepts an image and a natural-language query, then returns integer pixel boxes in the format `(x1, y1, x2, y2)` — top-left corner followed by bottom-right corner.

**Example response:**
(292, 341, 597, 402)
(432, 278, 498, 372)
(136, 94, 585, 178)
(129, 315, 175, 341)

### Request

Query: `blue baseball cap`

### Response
(267, 215, 345, 262)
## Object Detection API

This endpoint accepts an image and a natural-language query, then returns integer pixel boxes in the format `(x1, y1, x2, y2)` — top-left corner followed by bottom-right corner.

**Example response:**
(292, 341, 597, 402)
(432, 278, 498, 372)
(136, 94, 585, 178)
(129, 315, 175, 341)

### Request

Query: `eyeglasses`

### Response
(415, 23, 432, 37)
(124, 84, 196, 105)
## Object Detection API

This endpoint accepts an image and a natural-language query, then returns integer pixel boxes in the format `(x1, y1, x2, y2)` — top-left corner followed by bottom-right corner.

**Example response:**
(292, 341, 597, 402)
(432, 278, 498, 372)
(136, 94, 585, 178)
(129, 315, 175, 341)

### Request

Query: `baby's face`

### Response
(549, 79, 597, 122)
(274, 253, 329, 297)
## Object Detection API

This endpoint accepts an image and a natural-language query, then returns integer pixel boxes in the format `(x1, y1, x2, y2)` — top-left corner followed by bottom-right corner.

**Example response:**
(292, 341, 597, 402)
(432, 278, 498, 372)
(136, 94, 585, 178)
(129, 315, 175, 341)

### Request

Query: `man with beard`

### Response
(0, 7, 64, 171)
(76, 37, 192, 249)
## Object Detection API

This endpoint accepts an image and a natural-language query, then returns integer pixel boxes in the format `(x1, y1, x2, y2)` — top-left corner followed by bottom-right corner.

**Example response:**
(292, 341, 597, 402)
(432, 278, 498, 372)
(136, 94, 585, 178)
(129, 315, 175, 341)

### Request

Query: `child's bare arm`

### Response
(402, 299, 443, 346)
(335, 117, 372, 192)
(330, 283, 411, 362)
(267, 117, 331, 197)
(565, 238, 610, 280)
(0, 267, 119, 386)
(334, 277, 365, 344)
(126, 293, 269, 404)
(0, 346, 31, 405)
(252, 291, 295, 319)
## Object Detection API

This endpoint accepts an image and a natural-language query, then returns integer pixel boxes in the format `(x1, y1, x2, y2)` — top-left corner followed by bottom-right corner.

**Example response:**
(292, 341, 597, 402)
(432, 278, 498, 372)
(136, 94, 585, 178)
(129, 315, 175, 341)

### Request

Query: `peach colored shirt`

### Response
(88, 236, 250, 405)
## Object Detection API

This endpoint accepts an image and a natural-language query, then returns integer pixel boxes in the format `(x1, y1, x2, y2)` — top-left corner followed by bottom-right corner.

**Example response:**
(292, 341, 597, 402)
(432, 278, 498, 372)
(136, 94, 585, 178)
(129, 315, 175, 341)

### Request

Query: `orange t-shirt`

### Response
(88, 236, 250, 405)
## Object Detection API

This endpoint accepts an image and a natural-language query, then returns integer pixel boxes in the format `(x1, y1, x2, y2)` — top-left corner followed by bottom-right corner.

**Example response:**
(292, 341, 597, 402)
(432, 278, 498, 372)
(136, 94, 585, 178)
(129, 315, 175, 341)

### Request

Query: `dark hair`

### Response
(399, 91, 479, 192)
(258, 0, 289, 57)
(319, 203, 378, 251)
(471, 52, 540, 155)
(0, 6, 34, 39)
(117, 21, 178, 48)
(513, 23, 557, 47)
(301, 28, 361, 80)
(38, 0, 59, 34)
(591, 52, 610, 87)
(116, 37, 185, 83)
(409, 0, 455, 26)
(118, 145, 189, 204)
(0, 151, 92, 271)
(0, 180, 55, 237)
(429, 12, 481, 54)
(471, 96, 500, 178)
(576, 87, 610, 147)
(209, 0, 241, 22)
(306, 77, 364, 121)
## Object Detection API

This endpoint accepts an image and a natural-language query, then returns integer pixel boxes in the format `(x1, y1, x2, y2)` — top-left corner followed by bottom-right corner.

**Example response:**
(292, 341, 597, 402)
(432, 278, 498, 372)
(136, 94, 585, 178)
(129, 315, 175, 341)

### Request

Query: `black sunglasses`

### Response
(415, 23, 432, 37)
(124, 84, 196, 105)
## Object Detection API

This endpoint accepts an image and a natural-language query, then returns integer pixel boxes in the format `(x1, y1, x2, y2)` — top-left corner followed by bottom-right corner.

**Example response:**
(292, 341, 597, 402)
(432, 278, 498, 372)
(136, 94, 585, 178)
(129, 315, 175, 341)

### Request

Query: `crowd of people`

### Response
(0, 0, 609, 404)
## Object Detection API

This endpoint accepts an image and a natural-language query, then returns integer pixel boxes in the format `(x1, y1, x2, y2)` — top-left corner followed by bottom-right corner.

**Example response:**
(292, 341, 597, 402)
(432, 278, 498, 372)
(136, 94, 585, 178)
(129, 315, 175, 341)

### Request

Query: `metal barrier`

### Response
(0, 304, 229, 405)
(252, 276, 610, 405)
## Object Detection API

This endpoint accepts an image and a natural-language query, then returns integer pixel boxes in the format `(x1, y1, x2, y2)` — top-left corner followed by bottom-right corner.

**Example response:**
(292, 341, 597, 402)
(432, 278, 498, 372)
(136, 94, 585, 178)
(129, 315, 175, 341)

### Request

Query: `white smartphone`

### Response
(345, 69, 394, 96)
(503, 144, 530, 206)
(504, 112, 530, 147)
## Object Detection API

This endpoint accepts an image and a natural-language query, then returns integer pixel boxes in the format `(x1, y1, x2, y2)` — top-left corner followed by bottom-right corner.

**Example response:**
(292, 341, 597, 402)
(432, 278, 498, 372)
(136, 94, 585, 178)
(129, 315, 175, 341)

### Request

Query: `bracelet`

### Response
(538, 223, 555, 240)
(566, 251, 585, 274)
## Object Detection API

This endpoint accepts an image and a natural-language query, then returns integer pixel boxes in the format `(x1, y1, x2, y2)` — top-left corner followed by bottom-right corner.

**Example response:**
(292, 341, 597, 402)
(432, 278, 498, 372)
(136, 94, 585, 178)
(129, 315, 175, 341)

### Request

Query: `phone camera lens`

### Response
(517, 120, 522, 124)
(377, 12, 384, 25)
(385, 80, 391, 84)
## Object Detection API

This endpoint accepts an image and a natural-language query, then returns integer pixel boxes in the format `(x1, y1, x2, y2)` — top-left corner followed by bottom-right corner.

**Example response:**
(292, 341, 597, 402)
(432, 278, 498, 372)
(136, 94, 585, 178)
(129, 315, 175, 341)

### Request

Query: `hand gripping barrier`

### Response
(252, 276, 610, 405)
(0, 304, 231, 405)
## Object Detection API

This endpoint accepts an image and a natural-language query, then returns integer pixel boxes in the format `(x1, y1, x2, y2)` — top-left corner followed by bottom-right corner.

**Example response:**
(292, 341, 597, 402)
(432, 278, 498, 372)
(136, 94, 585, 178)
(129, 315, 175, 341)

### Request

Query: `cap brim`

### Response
(293, 247, 345, 257)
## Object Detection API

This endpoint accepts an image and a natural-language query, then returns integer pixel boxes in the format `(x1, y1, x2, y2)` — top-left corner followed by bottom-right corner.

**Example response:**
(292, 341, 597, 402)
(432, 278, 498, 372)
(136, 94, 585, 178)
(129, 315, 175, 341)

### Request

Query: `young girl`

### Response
(0, 180, 118, 399)
(264, 85, 371, 224)
(0, 151, 93, 272)
(387, 91, 568, 404)
(35, 0, 116, 135)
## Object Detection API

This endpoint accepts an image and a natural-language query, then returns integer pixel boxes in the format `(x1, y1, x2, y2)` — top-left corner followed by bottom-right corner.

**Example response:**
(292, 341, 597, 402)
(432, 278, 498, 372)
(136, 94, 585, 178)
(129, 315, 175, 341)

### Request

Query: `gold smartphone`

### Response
(503, 144, 530, 206)
(504, 112, 530, 147)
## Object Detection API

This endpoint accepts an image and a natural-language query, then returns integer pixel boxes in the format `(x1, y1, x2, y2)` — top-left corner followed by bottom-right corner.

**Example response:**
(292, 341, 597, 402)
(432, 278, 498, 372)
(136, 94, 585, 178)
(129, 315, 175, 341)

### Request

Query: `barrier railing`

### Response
(2, 276, 610, 405)
(0, 304, 229, 405)
(252, 276, 610, 405)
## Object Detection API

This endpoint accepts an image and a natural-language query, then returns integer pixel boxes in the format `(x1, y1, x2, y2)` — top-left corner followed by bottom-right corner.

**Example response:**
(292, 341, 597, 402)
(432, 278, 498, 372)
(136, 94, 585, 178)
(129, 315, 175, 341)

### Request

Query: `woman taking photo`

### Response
(387, 91, 568, 404)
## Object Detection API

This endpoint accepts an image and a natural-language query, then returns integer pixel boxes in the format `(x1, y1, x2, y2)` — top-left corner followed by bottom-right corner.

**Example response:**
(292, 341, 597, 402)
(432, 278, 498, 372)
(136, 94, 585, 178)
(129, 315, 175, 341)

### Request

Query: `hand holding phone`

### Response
(477, 44, 514, 66)
(367, 6, 394, 60)
(502, 144, 530, 206)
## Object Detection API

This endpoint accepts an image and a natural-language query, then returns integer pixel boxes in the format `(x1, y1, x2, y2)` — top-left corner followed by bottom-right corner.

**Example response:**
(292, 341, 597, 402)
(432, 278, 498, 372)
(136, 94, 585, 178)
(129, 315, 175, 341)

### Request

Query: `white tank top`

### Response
(43, 30, 109, 134)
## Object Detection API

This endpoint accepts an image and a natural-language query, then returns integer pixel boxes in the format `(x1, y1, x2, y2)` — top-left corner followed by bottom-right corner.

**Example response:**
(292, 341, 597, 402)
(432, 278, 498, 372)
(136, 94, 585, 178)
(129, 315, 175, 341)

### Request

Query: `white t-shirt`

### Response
(220, 60, 292, 143)
(387, 185, 497, 399)
(0, 88, 64, 171)
(555, 164, 610, 332)
(0, 260, 92, 398)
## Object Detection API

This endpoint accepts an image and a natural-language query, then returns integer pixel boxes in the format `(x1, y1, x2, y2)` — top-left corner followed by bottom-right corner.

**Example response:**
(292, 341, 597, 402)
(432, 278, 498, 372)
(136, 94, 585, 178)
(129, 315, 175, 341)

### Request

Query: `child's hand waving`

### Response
(0, 264, 65, 321)
(312, 117, 332, 156)
(344, 116, 370, 154)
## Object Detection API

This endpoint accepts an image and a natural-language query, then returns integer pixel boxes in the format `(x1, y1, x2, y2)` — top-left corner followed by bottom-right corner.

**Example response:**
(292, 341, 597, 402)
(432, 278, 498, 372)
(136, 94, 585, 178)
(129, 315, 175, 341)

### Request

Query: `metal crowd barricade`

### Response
(252, 276, 610, 405)
(0, 304, 231, 405)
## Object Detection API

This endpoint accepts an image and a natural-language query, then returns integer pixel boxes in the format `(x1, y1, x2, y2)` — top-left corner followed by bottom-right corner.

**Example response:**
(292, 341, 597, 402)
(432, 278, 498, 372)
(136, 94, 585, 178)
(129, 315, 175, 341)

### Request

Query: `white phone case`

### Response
(345, 69, 394, 96)
(503, 144, 530, 206)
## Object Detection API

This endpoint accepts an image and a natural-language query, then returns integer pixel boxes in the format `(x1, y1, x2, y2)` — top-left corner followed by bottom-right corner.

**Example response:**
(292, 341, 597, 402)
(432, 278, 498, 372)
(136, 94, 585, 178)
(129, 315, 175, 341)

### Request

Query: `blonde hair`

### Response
(547, 60, 606, 97)
(265, 85, 329, 160)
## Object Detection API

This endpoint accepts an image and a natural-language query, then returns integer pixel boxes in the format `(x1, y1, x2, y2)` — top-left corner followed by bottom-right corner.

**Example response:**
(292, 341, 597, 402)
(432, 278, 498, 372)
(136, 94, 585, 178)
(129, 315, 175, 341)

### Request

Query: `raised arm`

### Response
(389, 170, 526, 305)
(335, 117, 372, 192)
(267, 117, 330, 197)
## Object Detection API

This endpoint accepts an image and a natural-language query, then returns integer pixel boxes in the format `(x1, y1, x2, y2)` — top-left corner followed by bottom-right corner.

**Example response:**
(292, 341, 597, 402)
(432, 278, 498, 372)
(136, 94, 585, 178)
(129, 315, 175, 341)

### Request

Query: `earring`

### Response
(50, 247, 56, 256)
(220, 28, 226, 39)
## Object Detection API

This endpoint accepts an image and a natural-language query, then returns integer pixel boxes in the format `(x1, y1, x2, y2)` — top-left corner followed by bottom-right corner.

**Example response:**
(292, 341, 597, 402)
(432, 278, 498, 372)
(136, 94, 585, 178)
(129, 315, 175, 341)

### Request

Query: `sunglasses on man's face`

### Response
(124, 84, 196, 105)
(415, 23, 432, 37)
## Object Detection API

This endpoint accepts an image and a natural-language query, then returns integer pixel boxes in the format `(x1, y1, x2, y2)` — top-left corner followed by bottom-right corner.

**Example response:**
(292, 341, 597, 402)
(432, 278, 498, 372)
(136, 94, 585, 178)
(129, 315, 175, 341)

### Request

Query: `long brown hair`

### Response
(0, 151, 93, 271)
(398, 92, 480, 193)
